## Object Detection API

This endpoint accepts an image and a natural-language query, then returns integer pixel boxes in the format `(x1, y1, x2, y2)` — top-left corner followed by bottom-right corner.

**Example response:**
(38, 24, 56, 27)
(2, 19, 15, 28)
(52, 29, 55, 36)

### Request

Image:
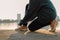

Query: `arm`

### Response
(19, 1, 40, 26)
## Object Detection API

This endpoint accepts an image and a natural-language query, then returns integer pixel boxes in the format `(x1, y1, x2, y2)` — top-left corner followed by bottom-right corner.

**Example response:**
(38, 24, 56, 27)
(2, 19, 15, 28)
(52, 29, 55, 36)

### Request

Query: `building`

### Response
(17, 14, 21, 22)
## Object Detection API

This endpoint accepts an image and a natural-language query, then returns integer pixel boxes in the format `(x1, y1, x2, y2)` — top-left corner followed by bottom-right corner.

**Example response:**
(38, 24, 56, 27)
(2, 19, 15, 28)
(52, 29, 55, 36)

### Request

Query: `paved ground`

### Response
(0, 30, 16, 40)
(0, 30, 60, 40)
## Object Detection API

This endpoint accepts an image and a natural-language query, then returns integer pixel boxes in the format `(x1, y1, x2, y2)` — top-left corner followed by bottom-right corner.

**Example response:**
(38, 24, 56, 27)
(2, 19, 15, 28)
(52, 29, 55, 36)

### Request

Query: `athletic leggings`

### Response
(28, 17, 51, 32)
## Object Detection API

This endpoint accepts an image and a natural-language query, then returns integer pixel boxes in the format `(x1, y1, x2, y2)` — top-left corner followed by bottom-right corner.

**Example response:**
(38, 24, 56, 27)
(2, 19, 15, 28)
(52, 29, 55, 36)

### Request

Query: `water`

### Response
(0, 22, 17, 30)
(0, 22, 60, 30)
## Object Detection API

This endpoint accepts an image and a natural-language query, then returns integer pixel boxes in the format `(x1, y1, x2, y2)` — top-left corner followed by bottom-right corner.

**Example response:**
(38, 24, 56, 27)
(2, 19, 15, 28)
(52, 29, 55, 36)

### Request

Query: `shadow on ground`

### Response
(8, 31, 60, 40)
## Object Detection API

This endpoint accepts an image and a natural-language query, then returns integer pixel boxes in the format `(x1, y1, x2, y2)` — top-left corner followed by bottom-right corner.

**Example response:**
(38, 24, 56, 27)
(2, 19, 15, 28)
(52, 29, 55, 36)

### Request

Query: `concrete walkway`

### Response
(0, 30, 60, 40)
(8, 30, 60, 40)
(0, 30, 16, 40)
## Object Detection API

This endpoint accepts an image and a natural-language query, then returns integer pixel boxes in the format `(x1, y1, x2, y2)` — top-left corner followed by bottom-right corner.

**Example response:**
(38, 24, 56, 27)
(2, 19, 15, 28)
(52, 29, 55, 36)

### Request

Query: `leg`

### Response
(28, 18, 41, 32)
(24, 17, 40, 35)
(49, 19, 58, 32)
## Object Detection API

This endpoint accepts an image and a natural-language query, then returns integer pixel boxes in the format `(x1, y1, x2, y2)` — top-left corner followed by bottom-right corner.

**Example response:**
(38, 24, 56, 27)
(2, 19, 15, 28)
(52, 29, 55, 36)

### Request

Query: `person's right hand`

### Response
(15, 25, 27, 31)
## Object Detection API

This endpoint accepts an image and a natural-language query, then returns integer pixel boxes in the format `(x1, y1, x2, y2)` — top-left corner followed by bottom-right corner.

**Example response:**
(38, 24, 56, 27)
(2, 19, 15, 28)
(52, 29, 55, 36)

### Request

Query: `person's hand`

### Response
(15, 25, 27, 31)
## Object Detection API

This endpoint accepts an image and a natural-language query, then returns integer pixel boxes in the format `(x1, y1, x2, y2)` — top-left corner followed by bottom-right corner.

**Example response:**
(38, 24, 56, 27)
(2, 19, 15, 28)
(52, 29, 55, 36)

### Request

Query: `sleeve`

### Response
(19, 1, 40, 26)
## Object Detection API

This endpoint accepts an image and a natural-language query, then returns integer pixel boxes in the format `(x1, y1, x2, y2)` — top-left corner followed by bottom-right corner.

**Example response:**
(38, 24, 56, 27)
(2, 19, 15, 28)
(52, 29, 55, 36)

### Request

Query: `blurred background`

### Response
(0, 0, 60, 30)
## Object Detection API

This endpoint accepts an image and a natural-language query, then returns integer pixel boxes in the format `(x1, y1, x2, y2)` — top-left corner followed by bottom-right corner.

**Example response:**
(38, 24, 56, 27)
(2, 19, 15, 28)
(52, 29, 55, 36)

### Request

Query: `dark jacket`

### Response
(19, 0, 57, 26)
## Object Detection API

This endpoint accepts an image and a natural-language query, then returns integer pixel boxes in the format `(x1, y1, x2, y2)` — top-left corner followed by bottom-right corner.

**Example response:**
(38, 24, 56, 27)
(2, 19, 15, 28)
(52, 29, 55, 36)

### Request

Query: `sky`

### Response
(0, 0, 60, 20)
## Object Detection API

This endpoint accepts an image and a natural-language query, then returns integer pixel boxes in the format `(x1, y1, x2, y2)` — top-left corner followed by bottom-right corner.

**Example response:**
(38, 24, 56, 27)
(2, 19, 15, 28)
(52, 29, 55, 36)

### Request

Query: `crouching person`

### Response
(15, 0, 58, 32)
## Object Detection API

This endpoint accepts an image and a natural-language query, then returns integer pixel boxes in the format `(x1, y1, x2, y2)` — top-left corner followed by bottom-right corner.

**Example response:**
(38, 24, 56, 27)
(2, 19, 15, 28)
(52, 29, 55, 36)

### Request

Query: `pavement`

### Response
(0, 30, 16, 40)
(0, 30, 60, 40)
(9, 30, 60, 40)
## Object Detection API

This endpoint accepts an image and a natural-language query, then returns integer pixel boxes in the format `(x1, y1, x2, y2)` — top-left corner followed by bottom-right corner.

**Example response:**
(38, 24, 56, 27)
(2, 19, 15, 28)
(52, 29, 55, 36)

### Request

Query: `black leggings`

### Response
(28, 18, 50, 32)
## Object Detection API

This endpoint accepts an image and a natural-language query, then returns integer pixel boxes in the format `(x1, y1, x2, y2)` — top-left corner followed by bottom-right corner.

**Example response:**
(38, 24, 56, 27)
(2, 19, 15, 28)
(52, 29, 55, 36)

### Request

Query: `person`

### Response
(15, 0, 58, 32)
